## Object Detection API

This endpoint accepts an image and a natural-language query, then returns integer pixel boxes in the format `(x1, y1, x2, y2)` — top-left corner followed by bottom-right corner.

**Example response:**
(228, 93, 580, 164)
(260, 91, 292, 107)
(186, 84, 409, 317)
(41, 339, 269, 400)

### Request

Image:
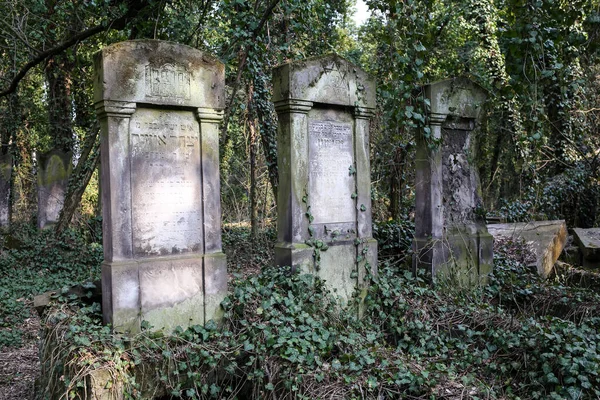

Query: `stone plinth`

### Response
(37, 150, 72, 229)
(487, 220, 567, 277)
(413, 77, 493, 286)
(0, 152, 11, 227)
(272, 54, 377, 305)
(573, 228, 600, 269)
(94, 40, 227, 333)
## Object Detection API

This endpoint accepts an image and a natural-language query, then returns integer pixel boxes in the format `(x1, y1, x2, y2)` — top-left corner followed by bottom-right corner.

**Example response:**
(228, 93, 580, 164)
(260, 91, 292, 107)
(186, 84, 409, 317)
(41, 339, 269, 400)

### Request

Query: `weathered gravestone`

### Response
(0, 152, 12, 227)
(272, 54, 377, 304)
(37, 150, 72, 229)
(94, 40, 227, 333)
(413, 77, 493, 286)
(0, 151, 11, 227)
(573, 228, 600, 269)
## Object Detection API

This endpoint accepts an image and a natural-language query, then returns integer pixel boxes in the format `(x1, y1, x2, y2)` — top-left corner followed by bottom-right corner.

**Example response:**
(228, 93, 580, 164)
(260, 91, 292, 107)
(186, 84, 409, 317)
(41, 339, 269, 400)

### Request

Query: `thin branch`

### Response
(0, 0, 150, 98)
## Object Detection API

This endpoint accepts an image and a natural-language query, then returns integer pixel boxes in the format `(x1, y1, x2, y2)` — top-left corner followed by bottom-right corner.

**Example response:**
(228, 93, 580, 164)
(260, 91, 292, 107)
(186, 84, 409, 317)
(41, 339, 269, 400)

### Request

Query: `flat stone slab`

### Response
(486, 220, 567, 278)
(573, 228, 600, 268)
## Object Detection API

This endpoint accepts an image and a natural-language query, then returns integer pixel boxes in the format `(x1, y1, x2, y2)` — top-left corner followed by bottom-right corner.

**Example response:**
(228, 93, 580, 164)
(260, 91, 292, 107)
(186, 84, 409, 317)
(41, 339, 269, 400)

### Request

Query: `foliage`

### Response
(0, 220, 102, 349)
(222, 222, 276, 276)
(35, 234, 600, 399)
(372, 218, 414, 262)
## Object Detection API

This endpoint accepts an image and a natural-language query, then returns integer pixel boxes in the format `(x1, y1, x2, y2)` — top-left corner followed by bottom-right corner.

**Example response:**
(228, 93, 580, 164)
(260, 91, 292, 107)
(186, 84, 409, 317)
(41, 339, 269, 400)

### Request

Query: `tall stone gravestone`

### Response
(273, 55, 377, 304)
(94, 40, 227, 333)
(37, 150, 72, 229)
(0, 151, 11, 227)
(413, 77, 493, 285)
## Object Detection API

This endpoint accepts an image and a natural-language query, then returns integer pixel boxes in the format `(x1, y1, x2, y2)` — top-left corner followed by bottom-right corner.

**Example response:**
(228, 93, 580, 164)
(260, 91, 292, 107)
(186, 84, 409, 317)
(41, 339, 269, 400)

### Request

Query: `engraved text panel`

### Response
(130, 108, 202, 257)
(308, 120, 355, 224)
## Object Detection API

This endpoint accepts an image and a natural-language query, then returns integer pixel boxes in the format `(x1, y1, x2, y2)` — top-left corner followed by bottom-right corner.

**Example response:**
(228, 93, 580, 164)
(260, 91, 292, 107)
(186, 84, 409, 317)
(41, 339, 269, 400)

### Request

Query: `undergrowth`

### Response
(0, 220, 102, 349)
(37, 235, 600, 400)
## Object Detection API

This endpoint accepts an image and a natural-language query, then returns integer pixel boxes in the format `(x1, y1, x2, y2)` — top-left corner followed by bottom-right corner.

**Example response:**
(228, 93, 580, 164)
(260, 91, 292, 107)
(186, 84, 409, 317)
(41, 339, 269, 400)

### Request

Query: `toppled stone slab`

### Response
(573, 228, 600, 269)
(33, 280, 102, 317)
(486, 220, 567, 278)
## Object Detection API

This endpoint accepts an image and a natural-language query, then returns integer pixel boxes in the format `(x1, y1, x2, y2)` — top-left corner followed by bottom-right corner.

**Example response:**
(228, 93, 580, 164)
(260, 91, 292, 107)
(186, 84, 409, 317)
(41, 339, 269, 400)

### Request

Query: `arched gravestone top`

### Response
(273, 54, 376, 109)
(94, 40, 225, 109)
(426, 77, 487, 122)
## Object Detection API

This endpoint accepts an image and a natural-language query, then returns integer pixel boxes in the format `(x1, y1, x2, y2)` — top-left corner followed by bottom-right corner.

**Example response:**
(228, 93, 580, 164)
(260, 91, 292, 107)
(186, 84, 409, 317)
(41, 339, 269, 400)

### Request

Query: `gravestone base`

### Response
(414, 227, 493, 287)
(102, 253, 226, 333)
(274, 243, 314, 273)
(276, 239, 377, 305)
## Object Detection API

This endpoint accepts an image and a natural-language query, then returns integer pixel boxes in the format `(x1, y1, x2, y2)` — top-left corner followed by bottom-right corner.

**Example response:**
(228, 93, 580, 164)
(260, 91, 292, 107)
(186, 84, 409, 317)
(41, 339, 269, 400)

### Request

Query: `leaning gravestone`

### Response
(412, 77, 493, 286)
(37, 150, 72, 229)
(94, 40, 227, 333)
(0, 151, 11, 227)
(272, 54, 377, 304)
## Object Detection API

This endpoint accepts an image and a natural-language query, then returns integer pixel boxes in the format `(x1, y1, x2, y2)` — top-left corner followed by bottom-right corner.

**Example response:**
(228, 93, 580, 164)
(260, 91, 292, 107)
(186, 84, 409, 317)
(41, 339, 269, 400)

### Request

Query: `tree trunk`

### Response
(388, 144, 405, 220)
(54, 126, 99, 235)
(248, 84, 259, 243)
(45, 53, 74, 153)
(254, 73, 278, 205)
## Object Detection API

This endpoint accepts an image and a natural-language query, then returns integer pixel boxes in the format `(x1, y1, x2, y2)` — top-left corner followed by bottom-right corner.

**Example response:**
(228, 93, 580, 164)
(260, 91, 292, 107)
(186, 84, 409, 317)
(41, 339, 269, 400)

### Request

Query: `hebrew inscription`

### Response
(130, 108, 203, 256)
(308, 120, 355, 224)
(145, 64, 191, 100)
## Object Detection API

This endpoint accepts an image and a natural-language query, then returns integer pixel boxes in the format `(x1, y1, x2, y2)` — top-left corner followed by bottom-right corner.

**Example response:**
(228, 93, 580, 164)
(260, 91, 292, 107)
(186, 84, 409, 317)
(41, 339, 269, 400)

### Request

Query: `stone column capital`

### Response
(429, 112, 447, 126)
(196, 107, 224, 122)
(353, 106, 375, 120)
(94, 101, 136, 118)
(274, 99, 313, 114)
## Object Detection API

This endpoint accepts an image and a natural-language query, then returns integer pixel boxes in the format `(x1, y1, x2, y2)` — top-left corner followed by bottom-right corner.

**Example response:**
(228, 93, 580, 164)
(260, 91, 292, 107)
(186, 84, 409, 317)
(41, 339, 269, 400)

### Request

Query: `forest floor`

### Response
(3, 223, 600, 399)
(0, 222, 273, 400)
(0, 301, 40, 400)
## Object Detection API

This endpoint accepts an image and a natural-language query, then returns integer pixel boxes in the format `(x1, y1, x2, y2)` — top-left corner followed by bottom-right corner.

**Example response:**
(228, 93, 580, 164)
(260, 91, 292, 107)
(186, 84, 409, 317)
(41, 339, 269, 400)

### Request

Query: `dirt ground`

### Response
(0, 302, 40, 400)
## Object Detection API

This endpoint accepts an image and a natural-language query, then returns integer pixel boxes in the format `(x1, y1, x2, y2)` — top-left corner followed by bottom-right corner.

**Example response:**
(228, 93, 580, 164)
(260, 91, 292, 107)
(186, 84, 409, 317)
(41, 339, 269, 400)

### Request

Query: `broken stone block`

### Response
(486, 220, 567, 278)
(573, 228, 600, 269)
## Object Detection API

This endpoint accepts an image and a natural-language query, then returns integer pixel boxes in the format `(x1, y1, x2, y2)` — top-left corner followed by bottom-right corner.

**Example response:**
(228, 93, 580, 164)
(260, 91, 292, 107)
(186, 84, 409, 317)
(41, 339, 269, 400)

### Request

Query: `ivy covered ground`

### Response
(2, 223, 600, 399)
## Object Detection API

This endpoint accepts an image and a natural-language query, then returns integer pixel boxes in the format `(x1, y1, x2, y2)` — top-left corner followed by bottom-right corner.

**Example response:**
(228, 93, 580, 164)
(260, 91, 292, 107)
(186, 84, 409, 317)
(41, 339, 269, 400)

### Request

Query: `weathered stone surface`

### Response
(37, 150, 72, 229)
(94, 40, 227, 333)
(273, 54, 377, 307)
(412, 77, 492, 286)
(487, 220, 567, 277)
(573, 228, 600, 269)
(0, 152, 11, 227)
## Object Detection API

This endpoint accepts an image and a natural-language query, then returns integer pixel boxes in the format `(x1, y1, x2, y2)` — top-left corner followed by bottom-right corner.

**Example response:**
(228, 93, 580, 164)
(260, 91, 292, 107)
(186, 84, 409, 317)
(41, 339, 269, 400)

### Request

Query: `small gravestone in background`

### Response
(272, 54, 377, 304)
(37, 150, 72, 229)
(0, 151, 11, 227)
(573, 228, 600, 269)
(94, 40, 227, 333)
(413, 77, 493, 286)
